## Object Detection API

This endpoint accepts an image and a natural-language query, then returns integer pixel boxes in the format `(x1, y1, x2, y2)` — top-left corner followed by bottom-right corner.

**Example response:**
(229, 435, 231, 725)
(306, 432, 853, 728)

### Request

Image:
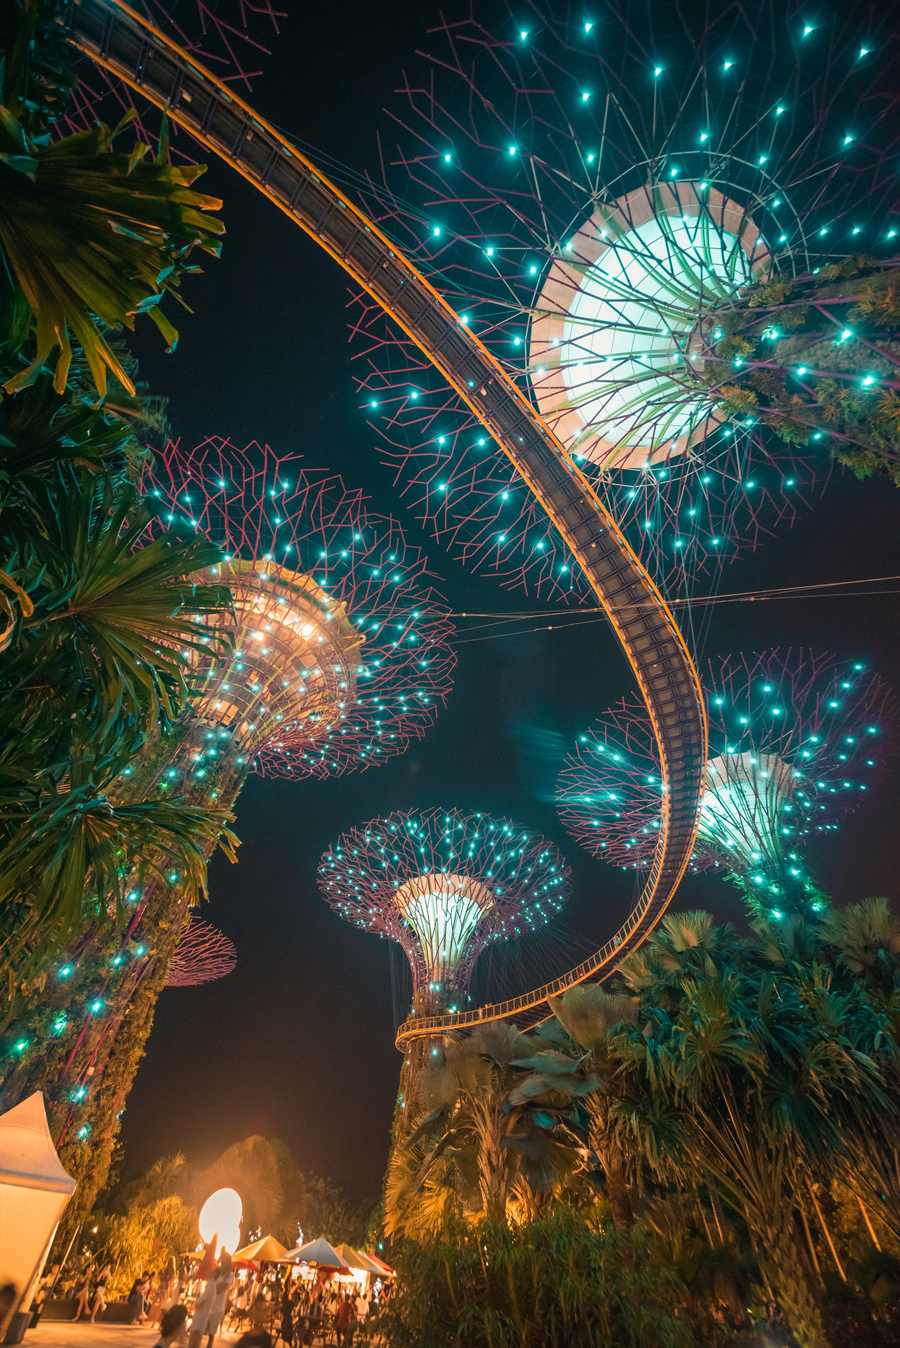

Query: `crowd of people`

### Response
(226, 1262, 391, 1346)
(57, 1251, 391, 1346)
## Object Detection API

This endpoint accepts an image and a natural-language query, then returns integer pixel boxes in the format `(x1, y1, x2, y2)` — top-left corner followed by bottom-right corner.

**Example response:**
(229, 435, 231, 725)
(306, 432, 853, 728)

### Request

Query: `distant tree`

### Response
(192, 1136, 306, 1247)
(300, 1175, 379, 1251)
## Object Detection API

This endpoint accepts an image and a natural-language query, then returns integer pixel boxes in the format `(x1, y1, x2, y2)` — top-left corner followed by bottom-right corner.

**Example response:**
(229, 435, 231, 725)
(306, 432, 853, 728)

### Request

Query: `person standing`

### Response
(353, 1290, 368, 1329)
(187, 1269, 218, 1348)
(205, 1260, 234, 1348)
(278, 1285, 294, 1348)
(158, 1257, 180, 1321)
(335, 1294, 356, 1346)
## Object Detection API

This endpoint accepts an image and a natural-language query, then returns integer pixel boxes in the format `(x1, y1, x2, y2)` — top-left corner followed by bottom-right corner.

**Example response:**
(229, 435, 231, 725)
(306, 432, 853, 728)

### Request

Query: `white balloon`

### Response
(199, 1187, 243, 1251)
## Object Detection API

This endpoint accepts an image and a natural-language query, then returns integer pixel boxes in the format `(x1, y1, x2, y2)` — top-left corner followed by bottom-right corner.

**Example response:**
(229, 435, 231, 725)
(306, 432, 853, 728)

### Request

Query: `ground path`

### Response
(27, 1325, 241, 1348)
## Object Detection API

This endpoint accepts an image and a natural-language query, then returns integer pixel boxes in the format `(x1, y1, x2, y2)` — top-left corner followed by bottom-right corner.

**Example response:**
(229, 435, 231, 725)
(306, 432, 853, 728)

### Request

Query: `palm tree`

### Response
(194, 1137, 306, 1245)
(387, 1023, 585, 1232)
(0, 470, 235, 979)
(1, 2, 223, 399)
(611, 912, 889, 1348)
(511, 985, 638, 1227)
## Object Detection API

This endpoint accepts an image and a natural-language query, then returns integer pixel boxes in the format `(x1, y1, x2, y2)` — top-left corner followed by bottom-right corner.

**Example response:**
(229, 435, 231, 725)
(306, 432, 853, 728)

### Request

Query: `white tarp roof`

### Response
(0, 1093, 76, 1195)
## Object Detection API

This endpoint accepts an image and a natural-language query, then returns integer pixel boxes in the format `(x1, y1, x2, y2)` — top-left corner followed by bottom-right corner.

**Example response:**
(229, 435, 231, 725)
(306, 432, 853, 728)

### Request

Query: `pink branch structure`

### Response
(66, 0, 284, 150)
(558, 650, 896, 917)
(34, 438, 455, 1151)
(167, 916, 236, 987)
(145, 436, 457, 782)
(319, 808, 570, 1018)
(345, 0, 900, 598)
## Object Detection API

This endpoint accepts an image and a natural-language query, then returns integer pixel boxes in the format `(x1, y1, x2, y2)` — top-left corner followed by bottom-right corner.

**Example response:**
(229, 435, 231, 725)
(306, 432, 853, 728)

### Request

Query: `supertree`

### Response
(0, 437, 455, 1211)
(319, 808, 570, 1128)
(557, 650, 895, 919)
(347, 0, 900, 601)
(166, 916, 236, 987)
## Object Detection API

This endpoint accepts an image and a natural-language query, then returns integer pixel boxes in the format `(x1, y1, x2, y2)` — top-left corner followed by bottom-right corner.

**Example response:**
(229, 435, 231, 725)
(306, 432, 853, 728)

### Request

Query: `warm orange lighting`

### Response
(198, 1187, 242, 1255)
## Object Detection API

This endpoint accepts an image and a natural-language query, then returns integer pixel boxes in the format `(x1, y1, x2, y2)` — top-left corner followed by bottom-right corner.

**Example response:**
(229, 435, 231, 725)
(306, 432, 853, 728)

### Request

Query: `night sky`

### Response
(118, 0, 900, 1198)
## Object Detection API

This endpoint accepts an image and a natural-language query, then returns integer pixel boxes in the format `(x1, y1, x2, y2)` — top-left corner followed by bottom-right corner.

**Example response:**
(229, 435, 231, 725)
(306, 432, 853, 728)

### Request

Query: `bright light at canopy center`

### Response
(529, 182, 769, 468)
(698, 751, 797, 872)
(395, 873, 495, 985)
(191, 560, 363, 753)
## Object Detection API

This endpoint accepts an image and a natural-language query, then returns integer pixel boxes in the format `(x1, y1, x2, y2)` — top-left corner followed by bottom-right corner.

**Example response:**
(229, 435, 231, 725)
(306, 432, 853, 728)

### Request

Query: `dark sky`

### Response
(118, 0, 900, 1197)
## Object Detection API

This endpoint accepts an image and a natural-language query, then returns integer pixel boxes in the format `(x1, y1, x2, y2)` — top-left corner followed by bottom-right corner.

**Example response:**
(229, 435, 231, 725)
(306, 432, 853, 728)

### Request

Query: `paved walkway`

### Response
(26, 1325, 242, 1348)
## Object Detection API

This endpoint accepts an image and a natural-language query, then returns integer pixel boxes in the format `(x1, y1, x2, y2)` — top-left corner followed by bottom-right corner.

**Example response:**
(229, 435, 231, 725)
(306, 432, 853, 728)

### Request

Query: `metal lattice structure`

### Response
(40, 437, 455, 1151)
(167, 916, 236, 986)
(559, 651, 896, 915)
(64, 0, 709, 1045)
(147, 437, 456, 780)
(320, 809, 570, 1016)
(345, 0, 900, 597)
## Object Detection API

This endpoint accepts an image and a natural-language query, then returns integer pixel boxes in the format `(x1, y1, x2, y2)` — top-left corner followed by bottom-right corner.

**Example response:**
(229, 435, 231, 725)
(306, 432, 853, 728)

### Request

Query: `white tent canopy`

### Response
(281, 1237, 349, 1269)
(0, 1093, 76, 1336)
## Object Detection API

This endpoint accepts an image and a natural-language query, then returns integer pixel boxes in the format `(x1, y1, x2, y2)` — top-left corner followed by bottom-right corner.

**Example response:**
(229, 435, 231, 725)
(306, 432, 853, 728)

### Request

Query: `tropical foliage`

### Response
(0, 0, 234, 986)
(0, 0, 239, 1214)
(91, 1195, 198, 1299)
(380, 1210, 690, 1348)
(385, 904, 900, 1348)
(705, 257, 900, 481)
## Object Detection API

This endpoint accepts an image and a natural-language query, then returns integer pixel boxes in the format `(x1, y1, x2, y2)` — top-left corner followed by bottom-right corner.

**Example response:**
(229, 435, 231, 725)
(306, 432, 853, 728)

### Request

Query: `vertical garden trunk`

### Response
(761, 1226, 832, 1348)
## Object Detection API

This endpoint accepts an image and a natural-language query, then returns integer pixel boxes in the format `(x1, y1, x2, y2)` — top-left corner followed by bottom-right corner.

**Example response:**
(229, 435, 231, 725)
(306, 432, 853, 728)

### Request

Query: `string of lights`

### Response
(3, 438, 456, 1207)
(346, 0, 900, 601)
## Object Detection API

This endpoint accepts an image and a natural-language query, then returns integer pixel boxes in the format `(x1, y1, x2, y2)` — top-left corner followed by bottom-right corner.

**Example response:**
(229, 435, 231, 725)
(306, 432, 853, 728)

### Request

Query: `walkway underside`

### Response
(63, 0, 709, 1045)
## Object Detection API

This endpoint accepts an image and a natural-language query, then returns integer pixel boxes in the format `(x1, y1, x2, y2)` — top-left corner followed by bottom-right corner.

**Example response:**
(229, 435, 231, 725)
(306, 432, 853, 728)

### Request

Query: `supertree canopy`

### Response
(348, 0, 900, 598)
(146, 436, 457, 782)
(319, 808, 570, 1019)
(557, 651, 896, 918)
(166, 916, 237, 988)
(0, 438, 455, 1210)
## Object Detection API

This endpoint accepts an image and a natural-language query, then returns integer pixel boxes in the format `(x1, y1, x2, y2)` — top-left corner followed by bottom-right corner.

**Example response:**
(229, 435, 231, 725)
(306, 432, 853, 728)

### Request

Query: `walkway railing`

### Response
(63, 0, 709, 1044)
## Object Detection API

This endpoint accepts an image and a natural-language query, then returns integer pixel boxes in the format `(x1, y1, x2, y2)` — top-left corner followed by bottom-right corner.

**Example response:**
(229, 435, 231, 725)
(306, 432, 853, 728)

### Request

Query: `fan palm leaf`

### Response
(0, 108, 223, 396)
(0, 786, 237, 973)
(3, 468, 232, 739)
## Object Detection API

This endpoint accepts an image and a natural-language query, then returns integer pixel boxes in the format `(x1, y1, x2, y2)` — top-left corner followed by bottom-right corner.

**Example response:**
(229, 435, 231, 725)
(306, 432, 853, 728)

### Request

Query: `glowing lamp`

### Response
(199, 1187, 243, 1255)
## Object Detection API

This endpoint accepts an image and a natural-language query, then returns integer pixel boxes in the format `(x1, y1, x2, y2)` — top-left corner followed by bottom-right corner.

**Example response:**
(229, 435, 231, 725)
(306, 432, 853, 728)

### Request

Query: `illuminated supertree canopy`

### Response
(319, 809, 571, 1017)
(145, 436, 457, 782)
(557, 650, 896, 917)
(1, 439, 455, 1196)
(167, 916, 236, 987)
(348, 0, 900, 599)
